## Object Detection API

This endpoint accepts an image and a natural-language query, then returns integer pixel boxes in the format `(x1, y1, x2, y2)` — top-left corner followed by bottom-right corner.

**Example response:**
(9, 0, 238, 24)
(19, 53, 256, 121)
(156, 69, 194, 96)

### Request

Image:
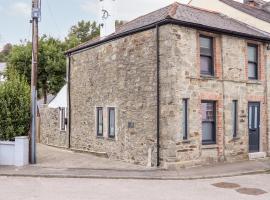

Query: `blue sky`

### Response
(0, 0, 249, 49)
(0, 0, 194, 48)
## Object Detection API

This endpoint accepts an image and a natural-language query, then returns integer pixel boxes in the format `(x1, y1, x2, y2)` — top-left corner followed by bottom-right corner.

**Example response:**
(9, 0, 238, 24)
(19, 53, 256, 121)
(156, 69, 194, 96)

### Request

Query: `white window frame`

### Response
(59, 107, 67, 131)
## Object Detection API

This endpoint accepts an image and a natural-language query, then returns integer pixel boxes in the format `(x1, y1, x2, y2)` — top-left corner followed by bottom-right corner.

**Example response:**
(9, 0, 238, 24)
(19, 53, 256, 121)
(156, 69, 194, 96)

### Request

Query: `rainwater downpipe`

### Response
(67, 55, 71, 149)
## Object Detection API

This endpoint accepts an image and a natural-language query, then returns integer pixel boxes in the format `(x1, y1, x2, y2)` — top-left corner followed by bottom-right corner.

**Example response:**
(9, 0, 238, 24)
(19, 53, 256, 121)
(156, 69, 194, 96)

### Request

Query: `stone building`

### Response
(56, 2, 270, 168)
(39, 85, 68, 148)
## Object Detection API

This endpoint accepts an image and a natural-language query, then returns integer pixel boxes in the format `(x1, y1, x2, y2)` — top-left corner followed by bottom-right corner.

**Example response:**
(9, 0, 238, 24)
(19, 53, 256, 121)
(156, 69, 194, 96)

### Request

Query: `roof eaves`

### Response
(66, 2, 270, 55)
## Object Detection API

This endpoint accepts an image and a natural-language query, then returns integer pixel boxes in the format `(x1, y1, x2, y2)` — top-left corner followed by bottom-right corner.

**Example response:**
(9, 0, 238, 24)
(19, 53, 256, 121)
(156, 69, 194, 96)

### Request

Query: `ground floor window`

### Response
(97, 107, 103, 137)
(232, 100, 238, 138)
(108, 107, 116, 138)
(183, 99, 189, 140)
(201, 101, 216, 144)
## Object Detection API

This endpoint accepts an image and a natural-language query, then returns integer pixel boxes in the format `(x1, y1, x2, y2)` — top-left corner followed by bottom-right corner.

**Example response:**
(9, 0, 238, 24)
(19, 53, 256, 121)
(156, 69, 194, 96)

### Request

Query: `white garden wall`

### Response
(0, 136, 29, 166)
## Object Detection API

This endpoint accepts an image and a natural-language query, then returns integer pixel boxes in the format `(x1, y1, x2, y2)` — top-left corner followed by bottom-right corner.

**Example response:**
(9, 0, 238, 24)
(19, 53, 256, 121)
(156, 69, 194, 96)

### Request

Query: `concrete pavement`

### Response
(36, 144, 145, 170)
(0, 174, 269, 200)
(0, 144, 270, 180)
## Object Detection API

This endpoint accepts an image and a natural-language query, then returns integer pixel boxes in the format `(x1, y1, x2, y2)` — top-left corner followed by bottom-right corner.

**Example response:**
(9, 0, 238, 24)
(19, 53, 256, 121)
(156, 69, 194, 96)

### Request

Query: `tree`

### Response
(0, 69, 30, 141)
(65, 20, 100, 47)
(7, 36, 66, 104)
(0, 43, 12, 62)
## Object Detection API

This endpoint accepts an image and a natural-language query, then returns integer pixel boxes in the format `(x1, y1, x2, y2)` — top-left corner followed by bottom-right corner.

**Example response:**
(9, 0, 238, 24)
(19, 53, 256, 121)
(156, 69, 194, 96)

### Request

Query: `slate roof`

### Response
(67, 2, 270, 54)
(220, 0, 270, 23)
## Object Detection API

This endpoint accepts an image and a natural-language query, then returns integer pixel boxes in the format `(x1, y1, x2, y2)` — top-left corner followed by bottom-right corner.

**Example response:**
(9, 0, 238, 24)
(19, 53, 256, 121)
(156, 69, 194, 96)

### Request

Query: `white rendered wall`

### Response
(99, 0, 116, 38)
(0, 137, 29, 166)
(190, 0, 270, 33)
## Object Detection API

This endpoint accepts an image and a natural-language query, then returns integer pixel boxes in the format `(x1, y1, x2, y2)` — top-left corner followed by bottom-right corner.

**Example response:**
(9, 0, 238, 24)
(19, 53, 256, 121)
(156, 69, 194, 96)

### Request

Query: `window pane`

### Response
(60, 108, 65, 131)
(200, 56, 213, 75)
(202, 123, 214, 141)
(248, 45, 258, 62)
(200, 36, 212, 49)
(254, 106, 258, 129)
(232, 101, 238, 137)
(183, 99, 188, 140)
(248, 63, 257, 79)
(202, 102, 214, 121)
(109, 108, 115, 137)
(97, 108, 103, 136)
(249, 106, 252, 129)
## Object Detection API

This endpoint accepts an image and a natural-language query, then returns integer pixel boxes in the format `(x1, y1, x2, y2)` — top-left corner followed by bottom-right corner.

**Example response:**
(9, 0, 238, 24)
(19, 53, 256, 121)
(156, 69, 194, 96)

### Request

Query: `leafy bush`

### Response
(0, 70, 31, 141)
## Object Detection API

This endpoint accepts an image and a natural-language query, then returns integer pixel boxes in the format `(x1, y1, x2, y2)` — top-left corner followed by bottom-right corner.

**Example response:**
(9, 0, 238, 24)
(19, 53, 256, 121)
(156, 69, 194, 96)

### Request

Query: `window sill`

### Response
(231, 137, 240, 142)
(60, 130, 67, 133)
(200, 75, 216, 80)
(246, 80, 262, 85)
(202, 144, 218, 150)
(107, 137, 116, 141)
(176, 140, 191, 145)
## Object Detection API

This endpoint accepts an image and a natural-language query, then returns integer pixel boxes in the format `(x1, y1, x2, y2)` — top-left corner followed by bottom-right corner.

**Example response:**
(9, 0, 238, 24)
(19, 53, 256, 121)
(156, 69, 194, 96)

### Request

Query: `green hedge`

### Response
(0, 70, 31, 141)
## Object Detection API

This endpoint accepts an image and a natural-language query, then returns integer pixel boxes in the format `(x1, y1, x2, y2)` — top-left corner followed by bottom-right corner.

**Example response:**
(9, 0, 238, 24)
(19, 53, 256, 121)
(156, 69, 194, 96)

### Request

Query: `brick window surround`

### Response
(197, 31, 222, 79)
(245, 41, 265, 81)
(200, 93, 224, 156)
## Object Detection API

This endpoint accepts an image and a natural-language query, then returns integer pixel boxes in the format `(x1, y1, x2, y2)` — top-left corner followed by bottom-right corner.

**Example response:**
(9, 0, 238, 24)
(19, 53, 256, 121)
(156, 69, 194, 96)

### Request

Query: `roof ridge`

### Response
(220, 0, 266, 12)
(168, 2, 180, 18)
(175, 1, 221, 14)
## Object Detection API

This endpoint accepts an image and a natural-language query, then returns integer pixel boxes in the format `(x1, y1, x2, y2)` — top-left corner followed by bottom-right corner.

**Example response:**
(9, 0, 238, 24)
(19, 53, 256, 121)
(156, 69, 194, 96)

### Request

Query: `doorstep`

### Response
(249, 152, 267, 160)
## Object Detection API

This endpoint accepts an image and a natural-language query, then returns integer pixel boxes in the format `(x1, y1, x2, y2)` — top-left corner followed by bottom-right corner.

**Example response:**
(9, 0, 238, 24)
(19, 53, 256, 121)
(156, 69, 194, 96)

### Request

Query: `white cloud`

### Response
(9, 2, 31, 18)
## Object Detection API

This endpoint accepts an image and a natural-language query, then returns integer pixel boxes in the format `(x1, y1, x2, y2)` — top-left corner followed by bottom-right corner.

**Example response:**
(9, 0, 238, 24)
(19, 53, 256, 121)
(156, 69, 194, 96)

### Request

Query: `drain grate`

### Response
(212, 182, 240, 189)
(236, 188, 267, 196)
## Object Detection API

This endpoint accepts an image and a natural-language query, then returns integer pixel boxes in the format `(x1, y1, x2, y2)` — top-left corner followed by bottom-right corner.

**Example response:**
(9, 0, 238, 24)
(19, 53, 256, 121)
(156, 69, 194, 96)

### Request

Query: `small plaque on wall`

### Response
(128, 122, 135, 128)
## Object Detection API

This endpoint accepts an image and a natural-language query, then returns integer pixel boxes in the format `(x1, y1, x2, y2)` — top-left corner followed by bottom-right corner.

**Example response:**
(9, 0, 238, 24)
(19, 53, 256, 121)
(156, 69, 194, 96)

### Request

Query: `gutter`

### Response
(66, 18, 270, 55)
(67, 55, 71, 149)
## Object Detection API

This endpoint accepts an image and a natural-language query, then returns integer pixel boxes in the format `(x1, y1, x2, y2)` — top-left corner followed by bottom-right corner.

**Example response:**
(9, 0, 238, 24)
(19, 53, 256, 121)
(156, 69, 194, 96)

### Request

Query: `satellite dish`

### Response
(102, 9, 110, 20)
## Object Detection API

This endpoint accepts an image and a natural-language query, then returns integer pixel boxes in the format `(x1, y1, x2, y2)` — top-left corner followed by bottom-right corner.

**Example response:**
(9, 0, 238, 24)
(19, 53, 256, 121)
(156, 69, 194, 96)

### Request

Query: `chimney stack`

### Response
(244, 0, 257, 7)
(99, 0, 116, 38)
(262, 2, 270, 13)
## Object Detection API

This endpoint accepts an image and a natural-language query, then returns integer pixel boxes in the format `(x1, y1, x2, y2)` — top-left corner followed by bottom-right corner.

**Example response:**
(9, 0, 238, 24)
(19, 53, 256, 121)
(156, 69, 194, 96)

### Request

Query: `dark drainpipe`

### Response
(67, 54, 71, 149)
(156, 24, 160, 167)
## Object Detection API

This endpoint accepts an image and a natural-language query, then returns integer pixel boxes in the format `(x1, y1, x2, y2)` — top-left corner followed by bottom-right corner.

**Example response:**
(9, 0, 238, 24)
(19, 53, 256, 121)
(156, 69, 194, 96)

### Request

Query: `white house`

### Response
(189, 0, 270, 34)
(0, 63, 7, 82)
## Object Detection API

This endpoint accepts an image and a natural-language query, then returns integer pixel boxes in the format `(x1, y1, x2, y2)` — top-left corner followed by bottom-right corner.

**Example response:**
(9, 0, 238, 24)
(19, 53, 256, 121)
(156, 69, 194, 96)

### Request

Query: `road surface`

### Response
(0, 174, 269, 200)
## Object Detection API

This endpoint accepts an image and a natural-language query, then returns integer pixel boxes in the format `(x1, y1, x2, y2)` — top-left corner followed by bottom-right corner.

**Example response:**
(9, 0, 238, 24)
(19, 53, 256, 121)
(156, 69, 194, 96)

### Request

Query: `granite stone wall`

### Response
(40, 107, 68, 148)
(69, 29, 158, 166)
(159, 25, 269, 168)
(69, 24, 270, 167)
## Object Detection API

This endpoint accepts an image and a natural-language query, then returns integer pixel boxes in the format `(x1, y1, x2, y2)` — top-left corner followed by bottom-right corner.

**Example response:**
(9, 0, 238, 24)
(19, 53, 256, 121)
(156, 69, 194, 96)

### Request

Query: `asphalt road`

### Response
(0, 174, 270, 200)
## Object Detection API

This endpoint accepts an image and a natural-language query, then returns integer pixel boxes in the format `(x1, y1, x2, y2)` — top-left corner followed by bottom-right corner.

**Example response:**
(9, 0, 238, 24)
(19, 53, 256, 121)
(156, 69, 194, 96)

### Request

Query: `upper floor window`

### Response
(248, 44, 258, 80)
(200, 35, 214, 76)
